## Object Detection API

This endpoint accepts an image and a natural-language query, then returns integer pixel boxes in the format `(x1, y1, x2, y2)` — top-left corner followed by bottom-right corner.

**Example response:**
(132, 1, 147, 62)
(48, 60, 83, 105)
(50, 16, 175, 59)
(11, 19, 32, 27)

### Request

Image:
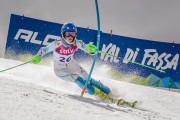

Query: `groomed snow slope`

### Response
(0, 58, 180, 120)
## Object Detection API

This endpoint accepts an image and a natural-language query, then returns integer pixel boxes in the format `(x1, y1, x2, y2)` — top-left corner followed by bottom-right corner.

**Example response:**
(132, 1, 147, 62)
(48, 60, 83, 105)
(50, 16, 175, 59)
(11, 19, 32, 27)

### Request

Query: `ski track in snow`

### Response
(0, 58, 180, 120)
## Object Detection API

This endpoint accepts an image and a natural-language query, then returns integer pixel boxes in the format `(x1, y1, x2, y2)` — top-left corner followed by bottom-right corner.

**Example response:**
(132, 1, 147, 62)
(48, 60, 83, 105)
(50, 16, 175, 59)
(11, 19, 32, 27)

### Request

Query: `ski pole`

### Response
(0, 60, 32, 73)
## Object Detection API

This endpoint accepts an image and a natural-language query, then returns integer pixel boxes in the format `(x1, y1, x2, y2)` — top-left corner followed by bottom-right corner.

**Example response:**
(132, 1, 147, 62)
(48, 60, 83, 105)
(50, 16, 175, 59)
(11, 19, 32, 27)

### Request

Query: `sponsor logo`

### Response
(100, 43, 179, 70)
(14, 29, 61, 46)
(55, 45, 77, 55)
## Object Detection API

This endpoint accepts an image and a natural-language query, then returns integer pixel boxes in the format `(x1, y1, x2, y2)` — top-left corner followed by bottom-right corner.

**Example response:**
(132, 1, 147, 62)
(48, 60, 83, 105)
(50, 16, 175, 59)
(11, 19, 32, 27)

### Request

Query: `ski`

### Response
(110, 98, 138, 108)
(93, 87, 138, 108)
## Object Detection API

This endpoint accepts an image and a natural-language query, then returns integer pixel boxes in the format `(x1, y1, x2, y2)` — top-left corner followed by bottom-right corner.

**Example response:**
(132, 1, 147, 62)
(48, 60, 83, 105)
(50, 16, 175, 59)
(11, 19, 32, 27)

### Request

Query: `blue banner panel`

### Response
(5, 14, 180, 88)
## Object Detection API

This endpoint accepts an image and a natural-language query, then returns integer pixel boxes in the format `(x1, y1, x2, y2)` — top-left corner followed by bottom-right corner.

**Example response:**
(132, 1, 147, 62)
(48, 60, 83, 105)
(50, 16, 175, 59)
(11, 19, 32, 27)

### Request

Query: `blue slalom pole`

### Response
(81, 0, 101, 96)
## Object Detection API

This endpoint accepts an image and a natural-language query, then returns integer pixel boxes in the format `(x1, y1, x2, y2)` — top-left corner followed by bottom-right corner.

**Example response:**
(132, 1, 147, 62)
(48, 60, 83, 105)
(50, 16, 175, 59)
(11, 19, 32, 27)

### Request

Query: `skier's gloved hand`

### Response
(31, 55, 41, 64)
(86, 43, 96, 55)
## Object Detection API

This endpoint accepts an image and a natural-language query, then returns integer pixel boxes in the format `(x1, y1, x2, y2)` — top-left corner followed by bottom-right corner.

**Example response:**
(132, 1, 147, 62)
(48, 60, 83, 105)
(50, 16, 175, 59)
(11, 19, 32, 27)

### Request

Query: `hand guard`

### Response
(86, 43, 97, 55)
(31, 55, 41, 64)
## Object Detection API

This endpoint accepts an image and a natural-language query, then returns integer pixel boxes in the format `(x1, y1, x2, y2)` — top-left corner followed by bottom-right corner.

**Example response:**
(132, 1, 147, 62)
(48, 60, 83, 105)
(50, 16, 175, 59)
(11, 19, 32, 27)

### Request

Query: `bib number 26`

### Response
(59, 56, 72, 63)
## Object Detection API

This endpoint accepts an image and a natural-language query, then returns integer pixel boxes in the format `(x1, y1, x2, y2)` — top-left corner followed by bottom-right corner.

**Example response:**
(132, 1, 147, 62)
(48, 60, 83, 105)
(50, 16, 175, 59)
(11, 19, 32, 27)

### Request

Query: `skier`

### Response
(31, 23, 111, 100)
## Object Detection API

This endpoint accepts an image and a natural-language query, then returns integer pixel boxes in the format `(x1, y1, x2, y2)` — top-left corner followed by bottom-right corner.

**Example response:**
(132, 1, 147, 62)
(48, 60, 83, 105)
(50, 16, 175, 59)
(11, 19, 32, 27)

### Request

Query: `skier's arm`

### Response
(76, 40, 87, 52)
(76, 40, 95, 55)
(37, 41, 56, 57)
(31, 41, 56, 64)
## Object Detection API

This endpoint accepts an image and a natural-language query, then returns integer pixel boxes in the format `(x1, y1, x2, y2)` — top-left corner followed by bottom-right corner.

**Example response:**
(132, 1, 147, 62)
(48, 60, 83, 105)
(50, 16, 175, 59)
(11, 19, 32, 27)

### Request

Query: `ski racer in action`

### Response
(32, 23, 111, 100)
(31, 23, 137, 107)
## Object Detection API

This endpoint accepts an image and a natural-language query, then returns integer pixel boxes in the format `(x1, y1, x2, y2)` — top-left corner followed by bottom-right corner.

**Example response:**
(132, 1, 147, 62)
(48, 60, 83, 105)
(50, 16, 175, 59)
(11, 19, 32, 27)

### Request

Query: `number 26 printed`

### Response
(59, 56, 72, 62)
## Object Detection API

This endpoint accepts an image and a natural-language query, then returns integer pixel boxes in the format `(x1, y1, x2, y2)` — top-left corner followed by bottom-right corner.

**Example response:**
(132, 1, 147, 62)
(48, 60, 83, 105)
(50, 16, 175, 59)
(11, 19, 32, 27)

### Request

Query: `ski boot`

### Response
(116, 99, 137, 108)
(90, 79, 110, 94)
(94, 87, 137, 108)
(93, 87, 111, 100)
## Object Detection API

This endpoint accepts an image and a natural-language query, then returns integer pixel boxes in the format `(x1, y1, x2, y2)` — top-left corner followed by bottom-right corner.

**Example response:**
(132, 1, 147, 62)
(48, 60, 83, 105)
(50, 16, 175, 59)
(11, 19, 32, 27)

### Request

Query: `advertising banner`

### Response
(5, 14, 180, 88)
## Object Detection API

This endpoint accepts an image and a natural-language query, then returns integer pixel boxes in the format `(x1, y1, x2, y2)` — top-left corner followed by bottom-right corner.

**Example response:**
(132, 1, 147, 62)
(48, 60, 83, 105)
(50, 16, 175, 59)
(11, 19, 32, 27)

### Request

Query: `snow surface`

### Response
(0, 58, 180, 120)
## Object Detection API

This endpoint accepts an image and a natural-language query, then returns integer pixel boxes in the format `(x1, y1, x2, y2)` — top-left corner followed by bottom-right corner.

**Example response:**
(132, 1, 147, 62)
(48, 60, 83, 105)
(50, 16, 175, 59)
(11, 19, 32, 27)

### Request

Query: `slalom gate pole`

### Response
(81, 0, 101, 97)
(0, 60, 32, 73)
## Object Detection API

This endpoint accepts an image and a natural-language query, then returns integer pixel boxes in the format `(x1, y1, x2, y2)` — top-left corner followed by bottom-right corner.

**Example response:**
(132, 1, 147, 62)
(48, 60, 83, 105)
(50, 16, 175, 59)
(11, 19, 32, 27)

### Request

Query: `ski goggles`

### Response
(64, 32, 76, 37)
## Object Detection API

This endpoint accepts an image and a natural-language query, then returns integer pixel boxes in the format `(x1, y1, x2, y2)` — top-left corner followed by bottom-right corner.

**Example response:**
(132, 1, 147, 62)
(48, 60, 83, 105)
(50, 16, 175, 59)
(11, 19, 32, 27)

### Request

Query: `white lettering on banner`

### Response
(100, 43, 179, 71)
(100, 43, 112, 60)
(30, 32, 42, 45)
(123, 48, 140, 63)
(14, 29, 33, 42)
(162, 54, 179, 70)
(114, 47, 120, 63)
(43, 35, 61, 46)
(100, 43, 120, 63)
(142, 49, 179, 70)
(14, 29, 61, 46)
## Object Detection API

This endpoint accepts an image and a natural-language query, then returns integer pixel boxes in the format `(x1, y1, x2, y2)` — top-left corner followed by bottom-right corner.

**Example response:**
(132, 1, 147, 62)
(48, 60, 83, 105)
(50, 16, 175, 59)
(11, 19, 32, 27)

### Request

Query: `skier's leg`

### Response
(54, 68, 95, 94)
(66, 61, 111, 99)
(90, 79, 111, 94)
(74, 76, 94, 95)
(93, 87, 111, 100)
(54, 61, 95, 95)
(73, 75, 111, 100)
(73, 76, 111, 100)
(69, 61, 111, 94)
(53, 61, 76, 82)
